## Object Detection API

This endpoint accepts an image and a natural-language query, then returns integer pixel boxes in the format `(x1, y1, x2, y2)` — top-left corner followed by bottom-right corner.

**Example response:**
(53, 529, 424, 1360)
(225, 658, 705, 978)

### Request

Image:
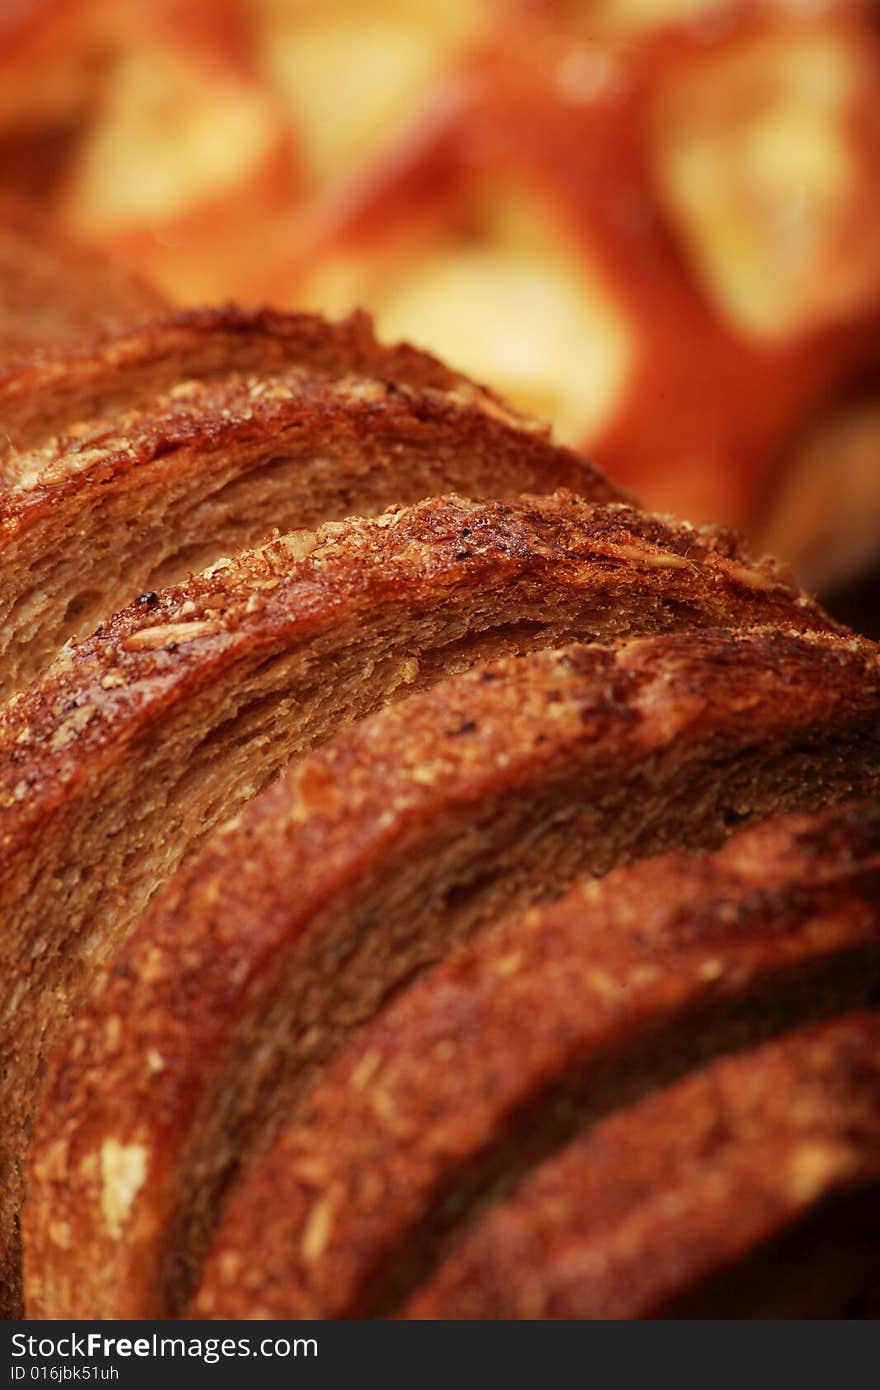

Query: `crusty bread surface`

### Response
(404, 1013, 880, 1319)
(3, 273, 879, 1324)
(6, 485, 839, 1315)
(24, 636, 880, 1318)
(186, 802, 880, 1319)
(0, 306, 521, 456)
(0, 367, 612, 702)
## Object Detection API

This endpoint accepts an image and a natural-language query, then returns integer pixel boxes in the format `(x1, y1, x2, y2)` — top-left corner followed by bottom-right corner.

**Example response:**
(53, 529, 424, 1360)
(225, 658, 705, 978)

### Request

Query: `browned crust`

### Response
(3, 490, 830, 1315)
(402, 1012, 880, 1320)
(186, 800, 880, 1320)
(0, 492, 832, 817)
(0, 304, 535, 458)
(0, 195, 164, 364)
(24, 632, 880, 1319)
(0, 365, 617, 701)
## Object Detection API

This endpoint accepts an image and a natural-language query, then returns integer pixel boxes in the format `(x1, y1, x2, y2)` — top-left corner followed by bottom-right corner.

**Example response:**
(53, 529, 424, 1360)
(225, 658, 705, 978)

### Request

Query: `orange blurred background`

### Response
(2, 0, 880, 603)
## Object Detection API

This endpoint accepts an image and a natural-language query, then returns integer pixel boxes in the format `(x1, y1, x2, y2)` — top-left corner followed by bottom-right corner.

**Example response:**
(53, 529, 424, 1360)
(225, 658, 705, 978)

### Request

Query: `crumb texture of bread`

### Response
(402, 1013, 880, 1320)
(0, 196, 164, 362)
(5, 489, 829, 1316)
(187, 803, 880, 1320)
(23, 635, 880, 1319)
(0, 346, 615, 702)
(3, 246, 880, 1326)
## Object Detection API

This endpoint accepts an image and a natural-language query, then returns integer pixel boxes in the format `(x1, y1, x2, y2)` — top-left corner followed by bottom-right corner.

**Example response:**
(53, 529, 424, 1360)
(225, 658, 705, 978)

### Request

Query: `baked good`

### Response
(186, 802, 880, 1318)
(0, 195, 164, 362)
(183, 800, 878, 1317)
(398, 1012, 880, 1320)
(0, 333, 609, 700)
(0, 304, 525, 457)
(5, 491, 821, 959)
(0, 216, 876, 1320)
(402, 1012, 880, 1319)
(5, 2, 880, 572)
(0, 0, 291, 302)
(271, 0, 880, 537)
(4, 485, 835, 1315)
(24, 634, 880, 1318)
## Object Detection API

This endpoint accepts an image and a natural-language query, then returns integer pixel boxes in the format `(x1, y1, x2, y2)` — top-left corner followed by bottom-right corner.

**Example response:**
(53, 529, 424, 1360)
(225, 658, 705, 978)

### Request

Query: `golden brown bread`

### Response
(0, 356, 611, 702)
(0, 304, 525, 458)
(185, 800, 880, 1320)
(24, 634, 880, 1318)
(4, 491, 818, 964)
(3, 488, 830, 1315)
(0, 235, 876, 1321)
(0, 195, 164, 362)
(403, 1013, 880, 1319)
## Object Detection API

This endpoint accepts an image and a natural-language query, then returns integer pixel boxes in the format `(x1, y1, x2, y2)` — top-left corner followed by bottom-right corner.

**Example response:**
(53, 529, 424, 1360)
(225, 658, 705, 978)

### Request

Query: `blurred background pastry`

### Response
(1, 0, 879, 613)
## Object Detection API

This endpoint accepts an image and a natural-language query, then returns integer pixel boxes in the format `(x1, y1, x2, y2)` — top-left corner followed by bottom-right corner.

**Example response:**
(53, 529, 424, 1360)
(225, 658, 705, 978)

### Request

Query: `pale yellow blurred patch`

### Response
(654, 33, 868, 338)
(63, 45, 280, 234)
(254, 0, 490, 186)
(301, 187, 633, 444)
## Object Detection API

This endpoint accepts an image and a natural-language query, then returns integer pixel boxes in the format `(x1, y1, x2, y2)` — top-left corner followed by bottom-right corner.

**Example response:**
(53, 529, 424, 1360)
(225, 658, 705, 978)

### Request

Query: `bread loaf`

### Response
(2, 491, 835, 972)
(25, 636, 880, 1318)
(0, 364, 610, 702)
(5, 487, 836, 1314)
(0, 305, 517, 456)
(185, 801, 880, 1319)
(403, 1013, 880, 1319)
(0, 195, 164, 362)
(2, 264, 877, 1321)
